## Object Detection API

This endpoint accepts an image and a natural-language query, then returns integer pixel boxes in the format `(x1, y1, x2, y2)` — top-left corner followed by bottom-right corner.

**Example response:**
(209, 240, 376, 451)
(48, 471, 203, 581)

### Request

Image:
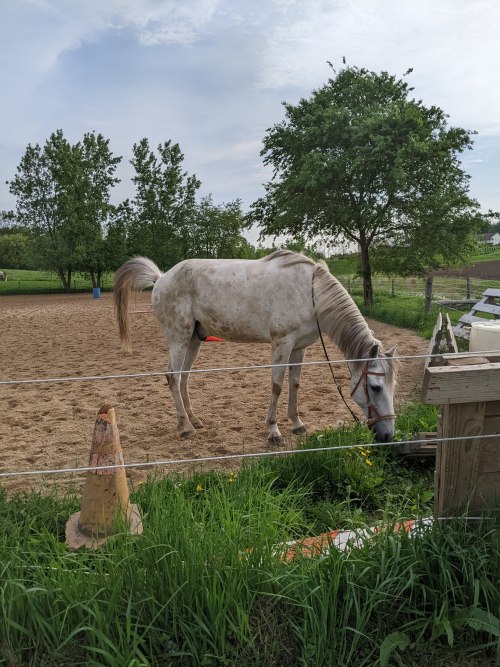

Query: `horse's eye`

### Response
(370, 385, 382, 393)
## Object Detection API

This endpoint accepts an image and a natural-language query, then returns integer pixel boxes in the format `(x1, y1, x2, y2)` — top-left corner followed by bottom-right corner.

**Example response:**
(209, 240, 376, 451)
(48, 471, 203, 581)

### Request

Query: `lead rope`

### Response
(312, 271, 361, 424)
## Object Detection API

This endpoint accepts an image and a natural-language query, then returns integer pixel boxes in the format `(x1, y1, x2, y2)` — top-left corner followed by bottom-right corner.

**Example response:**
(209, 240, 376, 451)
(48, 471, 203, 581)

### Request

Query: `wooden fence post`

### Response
(422, 355, 500, 517)
(425, 276, 433, 313)
(391, 279, 395, 297)
(466, 276, 472, 299)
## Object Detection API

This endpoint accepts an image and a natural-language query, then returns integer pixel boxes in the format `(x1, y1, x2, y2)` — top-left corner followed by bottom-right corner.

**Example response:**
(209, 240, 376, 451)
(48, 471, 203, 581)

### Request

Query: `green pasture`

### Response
(0, 269, 114, 295)
(1, 401, 499, 666)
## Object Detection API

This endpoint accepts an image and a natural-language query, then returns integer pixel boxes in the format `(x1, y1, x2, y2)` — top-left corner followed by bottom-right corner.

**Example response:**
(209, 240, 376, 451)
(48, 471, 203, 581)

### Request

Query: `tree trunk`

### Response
(57, 267, 69, 291)
(359, 240, 373, 307)
(425, 275, 433, 313)
(90, 270, 98, 288)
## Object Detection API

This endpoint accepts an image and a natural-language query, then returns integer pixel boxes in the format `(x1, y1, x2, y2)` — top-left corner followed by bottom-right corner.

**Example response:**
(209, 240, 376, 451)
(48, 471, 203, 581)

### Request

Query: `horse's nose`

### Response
(375, 429, 392, 443)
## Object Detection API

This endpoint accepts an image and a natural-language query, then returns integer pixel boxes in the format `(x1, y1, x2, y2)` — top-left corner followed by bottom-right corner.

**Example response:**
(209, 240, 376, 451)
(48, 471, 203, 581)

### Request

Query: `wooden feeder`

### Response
(421, 353, 500, 517)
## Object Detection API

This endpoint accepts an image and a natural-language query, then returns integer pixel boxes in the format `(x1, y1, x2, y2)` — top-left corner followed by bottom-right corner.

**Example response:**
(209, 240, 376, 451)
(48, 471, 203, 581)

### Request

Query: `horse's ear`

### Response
(369, 343, 379, 359)
(385, 345, 397, 358)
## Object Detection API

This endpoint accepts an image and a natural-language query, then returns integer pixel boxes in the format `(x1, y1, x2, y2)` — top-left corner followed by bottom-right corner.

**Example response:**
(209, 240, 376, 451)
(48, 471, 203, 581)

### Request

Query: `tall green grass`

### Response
(1, 477, 498, 666)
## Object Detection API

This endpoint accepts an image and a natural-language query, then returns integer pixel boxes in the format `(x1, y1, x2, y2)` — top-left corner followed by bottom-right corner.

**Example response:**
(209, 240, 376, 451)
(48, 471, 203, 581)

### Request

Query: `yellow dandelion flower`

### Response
(365, 459, 373, 466)
(196, 484, 203, 492)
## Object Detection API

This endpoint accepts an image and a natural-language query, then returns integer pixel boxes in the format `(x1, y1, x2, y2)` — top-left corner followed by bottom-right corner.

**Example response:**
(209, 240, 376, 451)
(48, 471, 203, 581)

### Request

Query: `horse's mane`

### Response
(261, 249, 316, 267)
(262, 250, 397, 382)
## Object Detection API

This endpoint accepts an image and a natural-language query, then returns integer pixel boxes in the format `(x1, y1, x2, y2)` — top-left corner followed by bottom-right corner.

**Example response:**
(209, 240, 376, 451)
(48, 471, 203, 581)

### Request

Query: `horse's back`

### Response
(151, 257, 316, 343)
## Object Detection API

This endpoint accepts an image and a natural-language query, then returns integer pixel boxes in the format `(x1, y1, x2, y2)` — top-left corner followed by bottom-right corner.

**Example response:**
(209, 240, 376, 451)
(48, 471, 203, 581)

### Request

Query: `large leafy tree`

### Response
(74, 132, 122, 287)
(188, 196, 252, 258)
(251, 65, 482, 305)
(127, 138, 200, 269)
(8, 130, 121, 289)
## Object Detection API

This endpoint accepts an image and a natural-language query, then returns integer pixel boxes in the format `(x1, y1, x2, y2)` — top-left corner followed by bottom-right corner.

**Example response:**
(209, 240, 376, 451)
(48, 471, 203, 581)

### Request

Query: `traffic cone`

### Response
(65, 404, 142, 549)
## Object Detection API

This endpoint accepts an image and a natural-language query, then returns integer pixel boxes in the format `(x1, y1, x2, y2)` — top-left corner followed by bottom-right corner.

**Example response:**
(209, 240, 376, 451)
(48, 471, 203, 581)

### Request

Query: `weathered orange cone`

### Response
(65, 404, 142, 549)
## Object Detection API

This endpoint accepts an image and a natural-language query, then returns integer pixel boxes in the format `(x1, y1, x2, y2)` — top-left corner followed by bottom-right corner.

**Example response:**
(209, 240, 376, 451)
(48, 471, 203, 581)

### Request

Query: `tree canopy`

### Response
(127, 138, 201, 270)
(8, 130, 121, 288)
(251, 65, 482, 305)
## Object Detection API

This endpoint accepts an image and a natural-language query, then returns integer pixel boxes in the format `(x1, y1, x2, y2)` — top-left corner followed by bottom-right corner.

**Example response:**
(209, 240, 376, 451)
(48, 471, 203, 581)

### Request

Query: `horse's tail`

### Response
(114, 256, 163, 352)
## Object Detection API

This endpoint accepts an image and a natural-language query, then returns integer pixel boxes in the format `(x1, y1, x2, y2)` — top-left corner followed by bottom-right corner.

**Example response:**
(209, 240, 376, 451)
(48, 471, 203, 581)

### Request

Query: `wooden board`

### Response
(421, 359, 499, 405)
(425, 312, 442, 370)
(397, 432, 436, 458)
(443, 314, 458, 354)
(434, 402, 486, 517)
(454, 287, 500, 339)
(423, 353, 500, 517)
(424, 314, 457, 377)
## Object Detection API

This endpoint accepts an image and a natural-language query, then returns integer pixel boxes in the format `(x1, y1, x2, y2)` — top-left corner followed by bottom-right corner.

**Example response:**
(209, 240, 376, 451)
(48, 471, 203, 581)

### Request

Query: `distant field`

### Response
(1, 251, 498, 297)
(0, 269, 114, 294)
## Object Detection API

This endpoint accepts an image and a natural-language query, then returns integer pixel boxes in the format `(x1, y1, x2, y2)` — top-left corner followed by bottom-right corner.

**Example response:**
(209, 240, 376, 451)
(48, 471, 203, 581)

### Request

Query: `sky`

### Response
(1, 0, 499, 244)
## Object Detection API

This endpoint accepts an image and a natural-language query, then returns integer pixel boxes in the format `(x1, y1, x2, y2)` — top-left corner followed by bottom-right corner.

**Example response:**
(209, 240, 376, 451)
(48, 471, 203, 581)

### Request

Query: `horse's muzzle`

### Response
(370, 422, 394, 443)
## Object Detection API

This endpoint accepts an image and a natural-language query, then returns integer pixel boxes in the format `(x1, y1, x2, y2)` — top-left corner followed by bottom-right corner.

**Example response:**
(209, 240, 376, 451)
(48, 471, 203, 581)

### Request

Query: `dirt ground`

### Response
(0, 292, 428, 492)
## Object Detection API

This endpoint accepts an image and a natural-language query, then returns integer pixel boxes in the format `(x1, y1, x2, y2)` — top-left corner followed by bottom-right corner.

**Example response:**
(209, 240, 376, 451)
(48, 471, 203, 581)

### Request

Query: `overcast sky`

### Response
(1, 0, 499, 243)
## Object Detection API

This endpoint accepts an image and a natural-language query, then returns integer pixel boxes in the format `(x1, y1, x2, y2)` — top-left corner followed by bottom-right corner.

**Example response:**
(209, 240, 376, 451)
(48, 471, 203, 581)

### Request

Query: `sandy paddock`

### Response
(0, 292, 427, 492)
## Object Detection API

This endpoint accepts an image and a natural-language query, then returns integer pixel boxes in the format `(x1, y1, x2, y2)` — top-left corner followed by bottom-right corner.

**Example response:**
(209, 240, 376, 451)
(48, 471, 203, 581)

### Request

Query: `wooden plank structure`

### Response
(398, 313, 457, 458)
(421, 352, 500, 517)
(453, 287, 500, 340)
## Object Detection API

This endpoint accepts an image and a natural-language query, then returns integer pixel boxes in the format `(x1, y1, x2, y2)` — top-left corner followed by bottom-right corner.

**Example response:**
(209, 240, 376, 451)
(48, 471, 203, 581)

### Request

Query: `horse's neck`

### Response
(313, 267, 375, 361)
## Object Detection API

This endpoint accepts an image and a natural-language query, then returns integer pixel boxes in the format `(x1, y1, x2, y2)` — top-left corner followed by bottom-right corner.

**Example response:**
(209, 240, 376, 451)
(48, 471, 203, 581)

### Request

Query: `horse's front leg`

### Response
(266, 339, 293, 445)
(166, 338, 196, 438)
(288, 348, 307, 436)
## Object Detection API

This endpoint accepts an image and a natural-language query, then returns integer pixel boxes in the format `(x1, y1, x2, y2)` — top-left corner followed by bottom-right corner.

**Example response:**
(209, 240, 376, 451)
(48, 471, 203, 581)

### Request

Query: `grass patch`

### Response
(353, 292, 450, 339)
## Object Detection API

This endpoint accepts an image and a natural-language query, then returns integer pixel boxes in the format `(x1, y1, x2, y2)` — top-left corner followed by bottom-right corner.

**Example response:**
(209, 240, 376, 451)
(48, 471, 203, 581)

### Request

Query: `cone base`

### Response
(65, 503, 143, 550)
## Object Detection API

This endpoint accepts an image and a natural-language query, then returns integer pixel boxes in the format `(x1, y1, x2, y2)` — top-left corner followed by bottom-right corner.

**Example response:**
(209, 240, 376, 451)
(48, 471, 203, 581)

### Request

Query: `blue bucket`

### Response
(92, 287, 101, 299)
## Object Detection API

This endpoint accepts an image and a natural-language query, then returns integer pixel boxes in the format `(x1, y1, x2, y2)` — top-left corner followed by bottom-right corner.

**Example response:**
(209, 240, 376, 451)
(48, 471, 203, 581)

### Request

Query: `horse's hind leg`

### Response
(288, 348, 307, 436)
(166, 335, 196, 438)
(180, 334, 203, 429)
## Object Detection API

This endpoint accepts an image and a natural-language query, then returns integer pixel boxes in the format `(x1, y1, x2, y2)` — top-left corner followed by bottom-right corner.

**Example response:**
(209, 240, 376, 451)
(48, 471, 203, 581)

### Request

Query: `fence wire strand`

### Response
(0, 432, 499, 480)
(1, 349, 500, 387)
(1, 348, 499, 480)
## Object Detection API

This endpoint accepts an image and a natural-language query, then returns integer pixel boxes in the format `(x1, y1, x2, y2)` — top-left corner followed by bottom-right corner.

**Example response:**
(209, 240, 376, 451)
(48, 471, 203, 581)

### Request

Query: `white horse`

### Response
(114, 251, 397, 443)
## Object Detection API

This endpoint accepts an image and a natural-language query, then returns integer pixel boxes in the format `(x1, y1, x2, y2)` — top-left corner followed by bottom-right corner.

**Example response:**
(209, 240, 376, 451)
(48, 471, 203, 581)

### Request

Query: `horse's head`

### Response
(348, 343, 397, 442)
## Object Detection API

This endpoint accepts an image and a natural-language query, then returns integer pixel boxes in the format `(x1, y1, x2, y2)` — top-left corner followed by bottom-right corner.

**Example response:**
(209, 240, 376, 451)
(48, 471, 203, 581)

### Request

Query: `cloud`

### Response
(256, 0, 500, 134)
(1, 0, 500, 216)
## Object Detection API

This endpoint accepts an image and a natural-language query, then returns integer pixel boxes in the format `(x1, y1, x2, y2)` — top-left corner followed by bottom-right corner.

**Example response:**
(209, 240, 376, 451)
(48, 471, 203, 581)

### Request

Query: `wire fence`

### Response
(339, 275, 500, 302)
(1, 347, 499, 480)
(1, 349, 499, 387)
(0, 432, 498, 480)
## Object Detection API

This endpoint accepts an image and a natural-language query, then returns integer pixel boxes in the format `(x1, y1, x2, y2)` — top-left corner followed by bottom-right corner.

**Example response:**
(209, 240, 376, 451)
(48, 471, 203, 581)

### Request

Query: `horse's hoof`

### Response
(181, 429, 195, 439)
(268, 434, 283, 447)
(292, 426, 307, 436)
(191, 418, 204, 429)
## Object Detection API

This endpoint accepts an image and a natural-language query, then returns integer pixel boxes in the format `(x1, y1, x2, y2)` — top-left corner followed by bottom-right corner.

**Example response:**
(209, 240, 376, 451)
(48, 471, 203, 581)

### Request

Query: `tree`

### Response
(251, 65, 482, 306)
(127, 138, 200, 269)
(75, 132, 121, 287)
(188, 196, 251, 258)
(8, 130, 121, 289)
